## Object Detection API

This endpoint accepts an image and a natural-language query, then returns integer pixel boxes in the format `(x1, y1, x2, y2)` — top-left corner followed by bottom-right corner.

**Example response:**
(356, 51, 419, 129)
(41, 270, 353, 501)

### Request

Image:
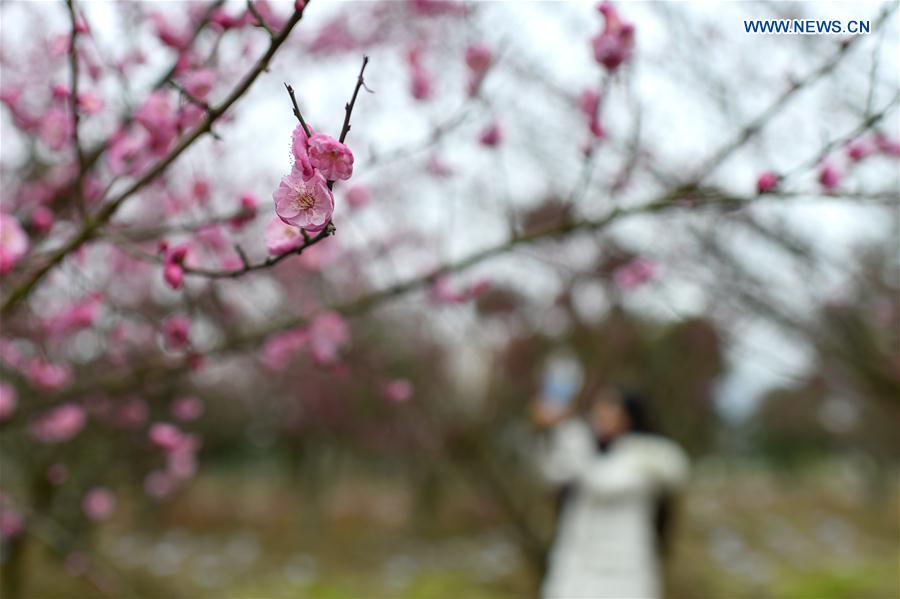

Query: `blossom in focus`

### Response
(273, 170, 334, 232)
(382, 379, 414, 403)
(82, 487, 116, 521)
(0, 383, 17, 422)
(265, 214, 304, 256)
(592, 1, 635, 72)
(756, 171, 779, 194)
(308, 133, 354, 181)
(291, 123, 316, 180)
(162, 316, 191, 350)
(818, 163, 841, 190)
(30, 403, 86, 443)
(309, 311, 349, 364)
(0, 212, 29, 274)
(614, 257, 656, 290)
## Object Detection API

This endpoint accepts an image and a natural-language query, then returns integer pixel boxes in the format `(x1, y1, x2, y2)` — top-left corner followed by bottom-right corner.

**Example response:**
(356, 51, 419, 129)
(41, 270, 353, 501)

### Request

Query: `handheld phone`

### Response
(540, 352, 584, 409)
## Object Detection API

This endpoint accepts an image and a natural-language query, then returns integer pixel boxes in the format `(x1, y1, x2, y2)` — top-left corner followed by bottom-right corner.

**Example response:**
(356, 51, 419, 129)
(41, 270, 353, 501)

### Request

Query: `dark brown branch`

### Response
(338, 55, 370, 144)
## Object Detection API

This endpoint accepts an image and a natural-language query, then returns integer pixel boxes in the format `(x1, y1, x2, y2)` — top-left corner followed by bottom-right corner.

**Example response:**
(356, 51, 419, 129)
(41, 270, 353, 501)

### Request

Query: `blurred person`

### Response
(533, 385, 689, 599)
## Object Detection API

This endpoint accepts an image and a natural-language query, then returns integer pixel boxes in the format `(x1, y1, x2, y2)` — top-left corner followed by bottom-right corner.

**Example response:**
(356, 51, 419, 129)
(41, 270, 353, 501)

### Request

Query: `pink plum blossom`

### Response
(273, 170, 334, 232)
(230, 193, 258, 229)
(818, 163, 841, 190)
(30, 205, 54, 234)
(592, 1, 635, 72)
(171, 397, 204, 422)
(292, 123, 316, 180)
(261, 328, 308, 370)
(265, 215, 304, 255)
(0, 383, 17, 422)
(309, 311, 349, 364)
(39, 107, 72, 151)
(162, 243, 190, 289)
(77, 91, 104, 115)
(27, 360, 72, 390)
(345, 184, 370, 209)
(875, 134, 900, 157)
(614, 257, 657, 290)
(465, 44, 493, 94)
(408, 47, 433, 101)
(0, 212, 29, 274)
(162, 316, 191, 350)
(46, 294, 102, 336)
(30, 403, 86, 443)
(134, 90, 178, 153)
(82, 487, 116, 521)
(182, 69, 216, 99)
(479, 121, 502, 147)
(307, 133, 354, 181)
(149, 422, 188, 452)
(756, 171, 779, 193)
(382, 379, 413, 403)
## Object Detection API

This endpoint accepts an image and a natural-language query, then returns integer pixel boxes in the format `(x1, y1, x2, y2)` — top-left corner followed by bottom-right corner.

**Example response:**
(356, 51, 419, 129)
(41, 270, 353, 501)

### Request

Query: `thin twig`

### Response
(65, 0, 86, 216)
(284, 82, 312, 138)
(246, 0, 275, 39)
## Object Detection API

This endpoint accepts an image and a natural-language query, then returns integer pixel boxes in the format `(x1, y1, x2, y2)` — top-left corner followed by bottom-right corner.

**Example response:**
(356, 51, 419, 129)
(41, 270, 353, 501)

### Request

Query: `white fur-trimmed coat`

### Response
(538, 421, 689, 599)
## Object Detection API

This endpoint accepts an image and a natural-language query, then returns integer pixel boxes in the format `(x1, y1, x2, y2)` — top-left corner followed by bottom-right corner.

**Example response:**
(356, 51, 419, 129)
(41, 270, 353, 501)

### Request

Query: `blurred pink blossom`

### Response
(171, 397, 204, 422)
(614, 257, 657, 290)
(592, 1, 635, 72)
(309, 311, 349, 364)
(261, 328, 308, 370)
(265, 215, 304, 256)
(818, 163, 841, 190)
(162, 316, 191, 350)
(382, 379, 414, 403)
(479, 121, 502, 147)
(30, 403, 86, 443)
(345, 184, 370, 209)
(0, 383, 17, 422)
(82, 487, 116, 521)
(756, 171, 779, 193)
(0, 213, 29, 274)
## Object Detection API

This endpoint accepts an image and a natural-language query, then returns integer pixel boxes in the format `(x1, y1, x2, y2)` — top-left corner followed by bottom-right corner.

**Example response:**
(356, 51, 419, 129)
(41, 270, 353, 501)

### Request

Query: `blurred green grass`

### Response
(12, 460, 899, 599)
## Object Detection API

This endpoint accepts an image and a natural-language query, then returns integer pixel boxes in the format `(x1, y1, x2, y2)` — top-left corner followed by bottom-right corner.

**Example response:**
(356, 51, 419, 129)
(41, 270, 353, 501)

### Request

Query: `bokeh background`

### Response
(1, 1, 898, 597)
